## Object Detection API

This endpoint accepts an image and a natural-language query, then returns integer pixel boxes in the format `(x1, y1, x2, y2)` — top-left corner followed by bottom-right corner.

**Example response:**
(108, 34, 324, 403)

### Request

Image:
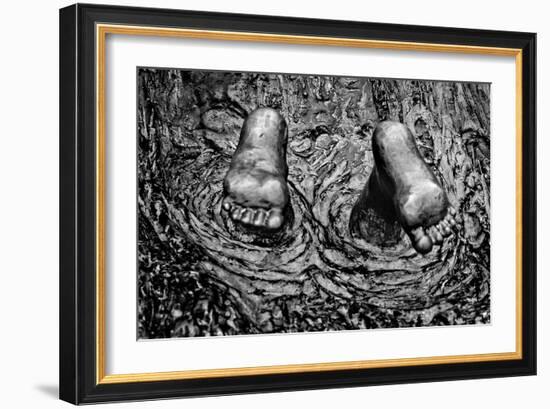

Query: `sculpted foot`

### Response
(222, 108, 289, 232)
(353, 121, 457, 254)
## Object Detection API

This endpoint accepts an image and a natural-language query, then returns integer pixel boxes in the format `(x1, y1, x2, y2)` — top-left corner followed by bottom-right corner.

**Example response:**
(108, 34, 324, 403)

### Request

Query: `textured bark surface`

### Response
(137, 68, 490, 338)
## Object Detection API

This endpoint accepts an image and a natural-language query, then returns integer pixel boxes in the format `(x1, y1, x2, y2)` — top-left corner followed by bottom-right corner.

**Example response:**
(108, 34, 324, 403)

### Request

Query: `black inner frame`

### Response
(59, 3, 536, 404)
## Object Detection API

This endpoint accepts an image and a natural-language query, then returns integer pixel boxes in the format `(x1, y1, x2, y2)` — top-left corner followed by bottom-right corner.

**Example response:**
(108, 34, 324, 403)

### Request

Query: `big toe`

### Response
(410, 227, 433, 254)
(266, 209, 284, 230)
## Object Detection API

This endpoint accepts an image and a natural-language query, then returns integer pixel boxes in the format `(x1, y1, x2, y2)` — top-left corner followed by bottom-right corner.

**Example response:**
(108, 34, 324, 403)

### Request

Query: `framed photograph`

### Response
(59, 3, 536, 404)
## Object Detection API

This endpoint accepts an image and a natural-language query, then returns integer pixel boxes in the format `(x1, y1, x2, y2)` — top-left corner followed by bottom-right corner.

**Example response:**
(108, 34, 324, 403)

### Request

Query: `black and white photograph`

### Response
(137, 68, 491, 339)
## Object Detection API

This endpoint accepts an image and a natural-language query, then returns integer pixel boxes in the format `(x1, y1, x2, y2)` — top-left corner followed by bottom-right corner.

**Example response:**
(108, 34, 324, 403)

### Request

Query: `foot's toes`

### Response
(226, 204, 285, 231)
(438, 220, 452, 237)
(252, 209, 267, 227)
(410, 227, 433, 254)
(429, 226, 443, 244)
(240, 208, 253, 224)
(426, 226, 436, 242)
(445, 209, 458, 228)
(266, 208, 284, 230)
(230, 205, 242, 221)
(444, 215, 455, 227)
(222, 196, 232, 211)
